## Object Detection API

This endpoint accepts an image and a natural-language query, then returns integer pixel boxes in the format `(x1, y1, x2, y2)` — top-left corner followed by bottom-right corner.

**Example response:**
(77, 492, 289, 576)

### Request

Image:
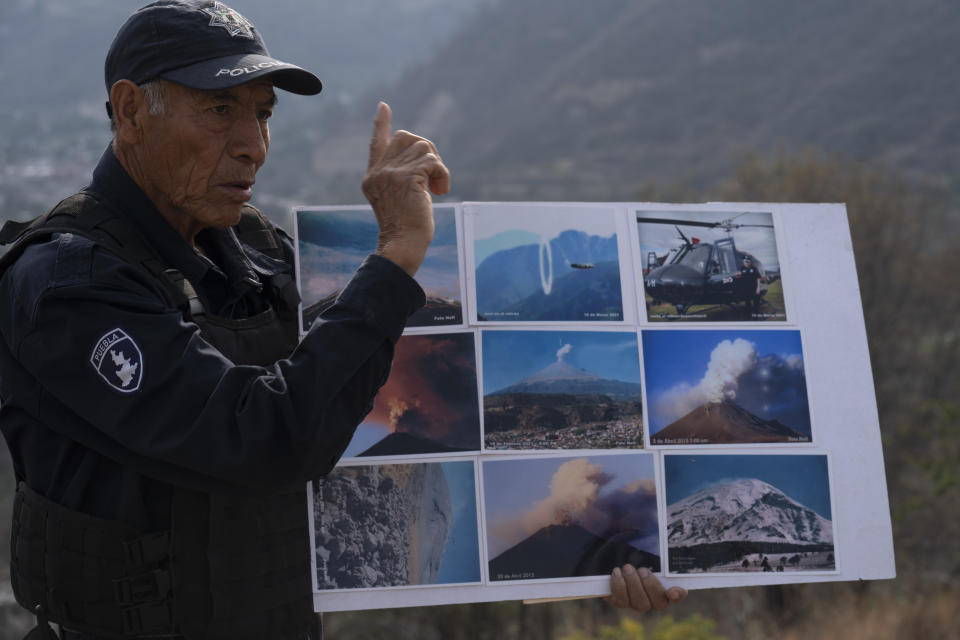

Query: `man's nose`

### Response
(232, 116, 268, 167)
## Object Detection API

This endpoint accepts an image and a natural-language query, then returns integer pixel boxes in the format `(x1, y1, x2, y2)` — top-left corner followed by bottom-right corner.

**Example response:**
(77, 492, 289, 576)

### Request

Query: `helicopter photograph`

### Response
(635, 210, 787, 322)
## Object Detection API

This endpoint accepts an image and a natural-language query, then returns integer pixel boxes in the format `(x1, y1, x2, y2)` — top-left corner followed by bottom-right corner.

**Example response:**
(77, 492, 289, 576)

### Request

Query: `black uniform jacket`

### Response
(0, 147, 424, 533)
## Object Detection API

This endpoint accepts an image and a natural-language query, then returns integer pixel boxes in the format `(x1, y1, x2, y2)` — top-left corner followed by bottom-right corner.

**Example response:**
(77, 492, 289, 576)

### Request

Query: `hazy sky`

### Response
(471, 204, 619, 265)
(664, 454, 832, 520)
(437, 461, 481, 584)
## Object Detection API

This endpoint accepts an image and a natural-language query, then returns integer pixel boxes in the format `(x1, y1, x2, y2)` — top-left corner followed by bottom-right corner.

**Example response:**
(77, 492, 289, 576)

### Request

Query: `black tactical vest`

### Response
(0, 192, 316, 639)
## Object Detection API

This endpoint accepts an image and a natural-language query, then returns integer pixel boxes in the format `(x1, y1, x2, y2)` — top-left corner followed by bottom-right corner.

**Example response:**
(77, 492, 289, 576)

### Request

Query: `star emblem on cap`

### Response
(202, 1, 256, 39)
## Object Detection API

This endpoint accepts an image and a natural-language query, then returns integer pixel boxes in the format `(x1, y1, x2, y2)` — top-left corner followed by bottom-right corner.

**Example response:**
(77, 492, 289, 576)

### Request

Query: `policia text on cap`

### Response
(0, 2, 685, 638)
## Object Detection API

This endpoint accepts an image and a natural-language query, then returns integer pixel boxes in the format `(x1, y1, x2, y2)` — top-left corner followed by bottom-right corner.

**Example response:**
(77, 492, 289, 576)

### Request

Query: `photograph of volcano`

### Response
(664, 454, 835, 574)
(636, 210, 786, 322)
(341, 332, 481, 458)
(314, 461, 480, 589)
(468, 204, 625, 322)
(643, 329, 812, 445)
(482, 330, 643, 450)
(483, 453, 661, 581)
(296, 205, 463, 330)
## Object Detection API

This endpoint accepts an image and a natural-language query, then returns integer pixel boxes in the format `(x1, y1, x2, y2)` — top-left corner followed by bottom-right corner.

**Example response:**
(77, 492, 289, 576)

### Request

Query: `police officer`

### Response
(0, 2, 444, 638)
(0, 2, 683, 638)
(737, 255, 763, 318)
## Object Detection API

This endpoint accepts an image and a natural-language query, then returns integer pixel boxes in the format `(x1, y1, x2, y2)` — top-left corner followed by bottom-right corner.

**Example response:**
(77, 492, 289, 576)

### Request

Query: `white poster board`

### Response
(294, 202, 894, 612)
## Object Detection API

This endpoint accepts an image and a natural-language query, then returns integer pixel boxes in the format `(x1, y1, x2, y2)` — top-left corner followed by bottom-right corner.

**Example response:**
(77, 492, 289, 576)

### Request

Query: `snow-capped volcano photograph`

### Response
(664, 454, 835, 575)
(643, 329, 812, 445)
(482, 330, 643, 449)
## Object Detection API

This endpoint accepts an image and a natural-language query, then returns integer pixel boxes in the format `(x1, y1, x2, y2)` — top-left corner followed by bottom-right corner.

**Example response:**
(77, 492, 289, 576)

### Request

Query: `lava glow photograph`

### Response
(642, 329, 812, 445)
(296, 205, 463, 330)
(313, 461, 480, 590)
(663, 454, 835, 575)
(468, 204, 625, 322)
(341, 332, 481, 459)
(482, 453, 660, 582)
(636, 210, 786, 322)
(481, 330, 643, 450)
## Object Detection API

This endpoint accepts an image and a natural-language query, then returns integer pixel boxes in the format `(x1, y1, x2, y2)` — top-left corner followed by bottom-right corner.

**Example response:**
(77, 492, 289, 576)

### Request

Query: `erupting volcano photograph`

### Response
(341, 332, 481, 458)
(643, 329, 812, 445)
(482, 453, 661, 581)
(482, 330, 643, 450)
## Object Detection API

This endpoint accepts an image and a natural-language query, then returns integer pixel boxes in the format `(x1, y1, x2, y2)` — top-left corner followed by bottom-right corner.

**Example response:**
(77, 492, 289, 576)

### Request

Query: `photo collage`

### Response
(295, 202, 837, 607)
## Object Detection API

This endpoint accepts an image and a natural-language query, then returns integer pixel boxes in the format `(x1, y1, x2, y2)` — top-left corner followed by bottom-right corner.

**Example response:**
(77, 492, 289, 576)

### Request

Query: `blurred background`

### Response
(1, 0, 957, 637)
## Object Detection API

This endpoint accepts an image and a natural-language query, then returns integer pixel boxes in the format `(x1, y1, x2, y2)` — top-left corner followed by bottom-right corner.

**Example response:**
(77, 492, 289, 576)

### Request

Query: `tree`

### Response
(561, 614, 726, 640)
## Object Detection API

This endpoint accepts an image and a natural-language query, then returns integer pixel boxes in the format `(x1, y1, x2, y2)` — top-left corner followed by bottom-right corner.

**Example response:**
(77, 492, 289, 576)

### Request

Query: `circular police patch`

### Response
(90, 328, 144, 393)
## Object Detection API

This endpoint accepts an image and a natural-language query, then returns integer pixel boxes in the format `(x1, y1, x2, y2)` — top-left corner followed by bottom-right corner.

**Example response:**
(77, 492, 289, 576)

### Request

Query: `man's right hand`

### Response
(362, 102, 450, 277)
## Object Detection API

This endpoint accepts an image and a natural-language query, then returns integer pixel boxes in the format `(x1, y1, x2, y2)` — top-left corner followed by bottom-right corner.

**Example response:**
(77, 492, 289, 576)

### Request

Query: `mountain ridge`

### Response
(305, 0, 960, 203)
(652, 399, 809, 444)
(489, 523, 660, 580)
(491, 359, 642, 398)
(667, 477, 832, 548)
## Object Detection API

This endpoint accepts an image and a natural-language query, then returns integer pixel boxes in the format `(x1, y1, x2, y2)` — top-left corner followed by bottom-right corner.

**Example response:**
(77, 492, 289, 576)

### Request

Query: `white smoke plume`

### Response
(654, 338, 757, 425)
(785, 354, 804, 370)
(557, 343, 573, 361)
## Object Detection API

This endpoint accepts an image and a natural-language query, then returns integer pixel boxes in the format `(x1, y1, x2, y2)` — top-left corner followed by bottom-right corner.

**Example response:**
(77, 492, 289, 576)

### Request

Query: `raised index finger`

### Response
(367, 101, 392, 171)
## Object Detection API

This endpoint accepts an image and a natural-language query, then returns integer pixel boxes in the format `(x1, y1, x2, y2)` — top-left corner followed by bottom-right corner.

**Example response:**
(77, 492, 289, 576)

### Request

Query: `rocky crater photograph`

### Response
(314, 461, 480, 589)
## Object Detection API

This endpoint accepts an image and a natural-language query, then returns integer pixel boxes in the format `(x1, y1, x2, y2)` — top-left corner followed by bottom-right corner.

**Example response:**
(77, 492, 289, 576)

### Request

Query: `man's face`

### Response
(134, 79, 276, 238)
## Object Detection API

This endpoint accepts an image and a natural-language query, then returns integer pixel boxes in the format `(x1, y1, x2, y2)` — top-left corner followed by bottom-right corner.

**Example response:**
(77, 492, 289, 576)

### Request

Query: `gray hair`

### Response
(109, 79, 166, 133)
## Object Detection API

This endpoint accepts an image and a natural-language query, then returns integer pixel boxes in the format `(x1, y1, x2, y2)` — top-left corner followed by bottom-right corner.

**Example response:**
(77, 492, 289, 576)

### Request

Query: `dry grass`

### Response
(759, 585, 960, 640)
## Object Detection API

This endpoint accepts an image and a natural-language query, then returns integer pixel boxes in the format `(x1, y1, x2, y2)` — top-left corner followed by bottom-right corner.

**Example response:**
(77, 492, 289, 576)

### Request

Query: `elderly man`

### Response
(0, 2, 683, 638)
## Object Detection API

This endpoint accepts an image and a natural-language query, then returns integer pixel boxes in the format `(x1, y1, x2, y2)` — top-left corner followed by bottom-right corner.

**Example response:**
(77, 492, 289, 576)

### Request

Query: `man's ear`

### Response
(109, 80, 145, 144)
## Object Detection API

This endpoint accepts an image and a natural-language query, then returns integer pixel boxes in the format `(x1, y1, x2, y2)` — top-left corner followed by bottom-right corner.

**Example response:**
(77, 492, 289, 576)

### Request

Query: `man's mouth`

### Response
(221, 181, 254, 200)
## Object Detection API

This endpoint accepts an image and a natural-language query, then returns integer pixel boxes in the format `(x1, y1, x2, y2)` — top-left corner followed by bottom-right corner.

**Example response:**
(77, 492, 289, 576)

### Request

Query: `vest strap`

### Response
(11, 483, 175, 637)
(0, 218, 32, 245)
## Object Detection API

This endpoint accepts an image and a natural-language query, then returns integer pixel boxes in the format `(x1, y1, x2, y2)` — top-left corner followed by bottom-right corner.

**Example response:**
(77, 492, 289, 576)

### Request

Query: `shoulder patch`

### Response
(90, 328, 144, 393)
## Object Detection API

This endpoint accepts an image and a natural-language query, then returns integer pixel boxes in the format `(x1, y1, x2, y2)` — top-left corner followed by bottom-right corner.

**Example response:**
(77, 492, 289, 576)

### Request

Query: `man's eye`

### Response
(212, 105, 230, 115)
(258, 109, 273, 121)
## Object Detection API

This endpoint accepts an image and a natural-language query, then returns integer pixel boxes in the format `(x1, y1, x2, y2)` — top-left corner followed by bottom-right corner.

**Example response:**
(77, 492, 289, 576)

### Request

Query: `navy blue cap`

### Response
(105, 0, 322, 97)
